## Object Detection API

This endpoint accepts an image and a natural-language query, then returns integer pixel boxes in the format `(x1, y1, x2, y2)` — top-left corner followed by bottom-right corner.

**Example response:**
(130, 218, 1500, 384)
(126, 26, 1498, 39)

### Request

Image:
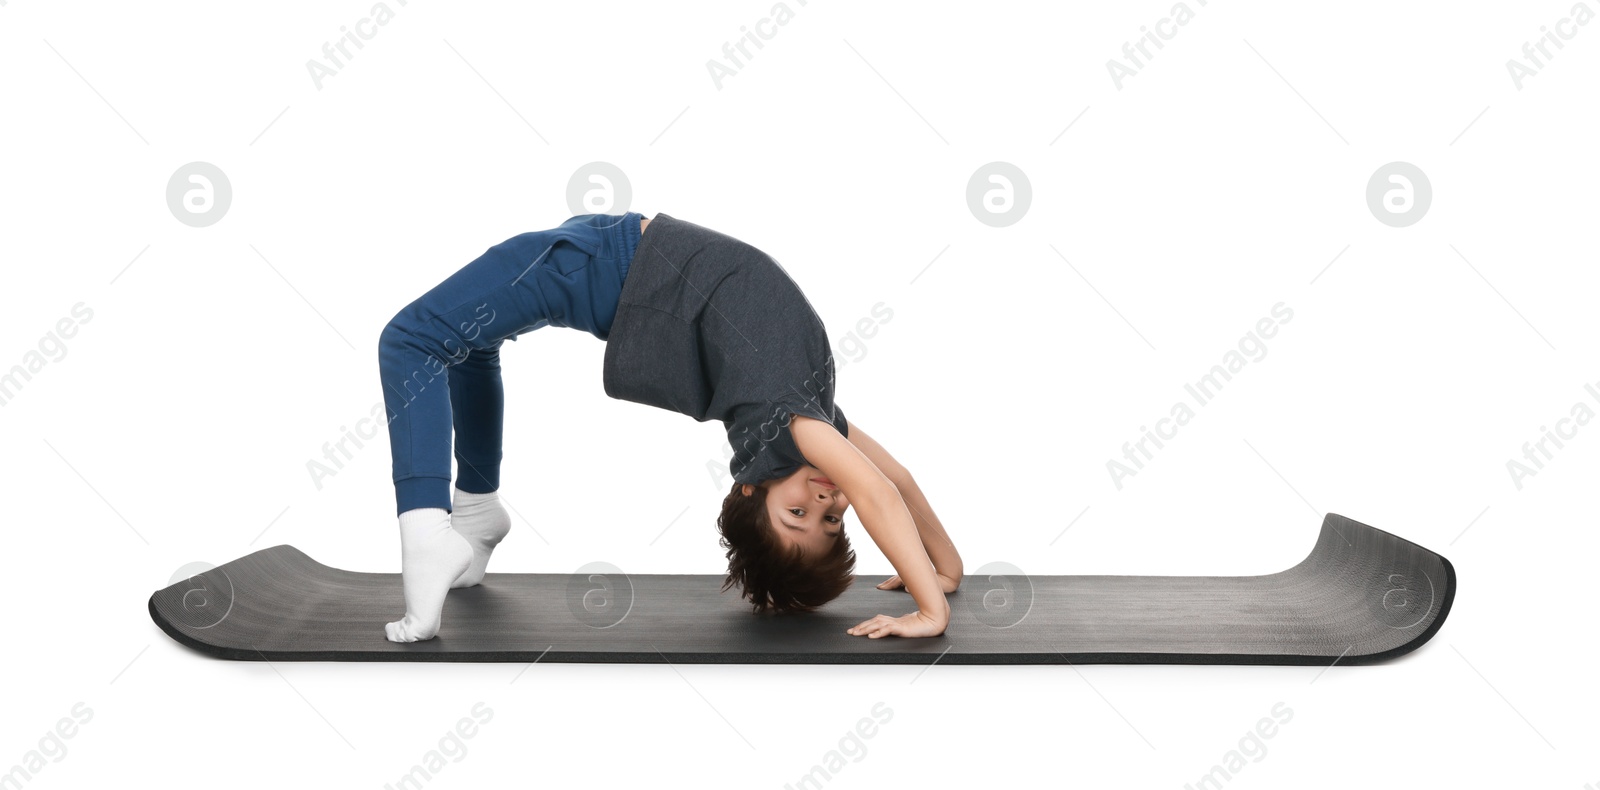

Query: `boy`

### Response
(377, 212, 961, 642)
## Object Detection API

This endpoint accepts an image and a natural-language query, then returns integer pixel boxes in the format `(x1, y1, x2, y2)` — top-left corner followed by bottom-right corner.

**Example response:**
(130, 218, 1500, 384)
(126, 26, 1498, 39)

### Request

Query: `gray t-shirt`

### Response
(601, 212, 848, 484)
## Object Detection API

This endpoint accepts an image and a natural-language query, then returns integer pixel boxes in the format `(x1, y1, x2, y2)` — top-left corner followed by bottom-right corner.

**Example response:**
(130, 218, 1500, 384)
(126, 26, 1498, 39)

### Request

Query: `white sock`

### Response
(385, 507, 472, 643)
(449, 488, 512, 589)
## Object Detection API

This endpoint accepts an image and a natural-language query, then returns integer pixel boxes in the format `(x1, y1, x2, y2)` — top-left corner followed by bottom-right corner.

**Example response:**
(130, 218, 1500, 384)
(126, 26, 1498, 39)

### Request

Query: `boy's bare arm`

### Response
(844, 420, 963, 590)
(791, 415, 949, 638)
(840, 418, 911, 484)
(876, 473, 963, 592)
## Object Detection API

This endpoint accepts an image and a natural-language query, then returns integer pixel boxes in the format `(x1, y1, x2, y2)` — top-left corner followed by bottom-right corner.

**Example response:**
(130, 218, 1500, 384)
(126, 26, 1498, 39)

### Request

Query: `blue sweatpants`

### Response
(378, 212, 644, 515)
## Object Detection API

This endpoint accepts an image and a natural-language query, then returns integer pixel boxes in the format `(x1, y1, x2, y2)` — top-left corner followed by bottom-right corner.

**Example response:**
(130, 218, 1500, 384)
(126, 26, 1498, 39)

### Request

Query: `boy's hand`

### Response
(877, 572, 960, 594)
(847, 609, 948, 638)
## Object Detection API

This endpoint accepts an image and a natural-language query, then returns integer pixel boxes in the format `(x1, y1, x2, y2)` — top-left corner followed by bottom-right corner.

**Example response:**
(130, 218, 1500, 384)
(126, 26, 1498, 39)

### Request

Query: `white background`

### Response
(2, 0, 1596, 787)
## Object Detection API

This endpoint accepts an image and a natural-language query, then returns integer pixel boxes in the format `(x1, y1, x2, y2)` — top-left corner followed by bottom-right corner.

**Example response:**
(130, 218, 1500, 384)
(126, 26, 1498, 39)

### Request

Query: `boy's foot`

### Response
(386, 507, 472, 642)
(449, 488, 512, 588)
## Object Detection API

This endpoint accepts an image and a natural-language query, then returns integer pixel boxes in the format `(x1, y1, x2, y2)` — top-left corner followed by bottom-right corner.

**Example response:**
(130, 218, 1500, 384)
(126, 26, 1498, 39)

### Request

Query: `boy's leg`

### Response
(377, 215, 629, 639)
(447, 344, 512, 588)
(377, 241, 544, 641)
(450, 342, 504, 494)
(378, 312, 472, 641)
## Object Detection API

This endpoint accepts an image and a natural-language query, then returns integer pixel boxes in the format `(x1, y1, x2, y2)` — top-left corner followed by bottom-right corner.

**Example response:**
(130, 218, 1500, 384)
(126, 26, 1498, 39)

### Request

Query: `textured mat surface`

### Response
(149, 513, 1454, 664)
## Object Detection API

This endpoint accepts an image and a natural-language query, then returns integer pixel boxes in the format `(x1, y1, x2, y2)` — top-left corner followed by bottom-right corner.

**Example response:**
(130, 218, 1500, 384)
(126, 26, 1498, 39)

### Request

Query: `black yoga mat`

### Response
(148, 513, 1454, 665)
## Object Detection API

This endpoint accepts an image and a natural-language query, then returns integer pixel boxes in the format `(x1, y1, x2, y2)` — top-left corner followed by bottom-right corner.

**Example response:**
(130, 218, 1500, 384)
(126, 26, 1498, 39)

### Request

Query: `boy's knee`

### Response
(378, 310, 419, 367)
(378, 320, 401, 356)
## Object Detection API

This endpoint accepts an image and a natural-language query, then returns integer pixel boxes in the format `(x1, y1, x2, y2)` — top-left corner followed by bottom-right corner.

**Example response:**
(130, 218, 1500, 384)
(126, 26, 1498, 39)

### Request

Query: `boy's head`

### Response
(717, 466, 855, 613)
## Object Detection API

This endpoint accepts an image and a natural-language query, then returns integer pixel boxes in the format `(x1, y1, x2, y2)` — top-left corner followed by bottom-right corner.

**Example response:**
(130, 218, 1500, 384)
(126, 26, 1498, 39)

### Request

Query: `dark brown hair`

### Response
(717, 481, 855, 613)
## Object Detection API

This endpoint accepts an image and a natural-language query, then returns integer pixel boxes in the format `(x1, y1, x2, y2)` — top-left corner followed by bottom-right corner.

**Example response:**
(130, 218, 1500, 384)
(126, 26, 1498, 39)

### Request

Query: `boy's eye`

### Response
(791, 507, 841, 524)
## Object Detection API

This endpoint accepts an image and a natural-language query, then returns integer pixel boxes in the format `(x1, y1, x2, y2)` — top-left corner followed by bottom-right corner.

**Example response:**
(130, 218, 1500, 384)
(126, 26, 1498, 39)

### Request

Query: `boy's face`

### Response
(744, 465, 849, 557)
